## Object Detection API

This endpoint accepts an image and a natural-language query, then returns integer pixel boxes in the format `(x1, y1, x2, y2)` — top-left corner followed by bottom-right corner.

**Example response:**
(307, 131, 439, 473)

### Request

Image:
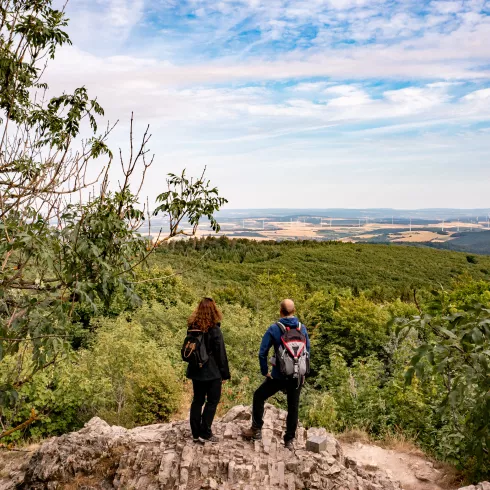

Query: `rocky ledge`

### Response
(0, 404, 488, 490)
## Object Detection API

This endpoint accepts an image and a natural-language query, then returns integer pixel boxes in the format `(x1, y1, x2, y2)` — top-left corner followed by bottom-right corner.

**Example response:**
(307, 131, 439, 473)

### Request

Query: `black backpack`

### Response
(181, 329, 209, 368)
(275, 322, 309, 380)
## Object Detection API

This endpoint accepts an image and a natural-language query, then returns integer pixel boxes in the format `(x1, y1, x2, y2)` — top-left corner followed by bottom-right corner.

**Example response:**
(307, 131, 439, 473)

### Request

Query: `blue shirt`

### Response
(258, 316, 310, 379)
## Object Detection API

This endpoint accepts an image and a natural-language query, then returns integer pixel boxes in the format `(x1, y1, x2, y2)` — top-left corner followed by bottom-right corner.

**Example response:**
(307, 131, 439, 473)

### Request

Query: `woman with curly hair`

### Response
(187, 297, 230, 443)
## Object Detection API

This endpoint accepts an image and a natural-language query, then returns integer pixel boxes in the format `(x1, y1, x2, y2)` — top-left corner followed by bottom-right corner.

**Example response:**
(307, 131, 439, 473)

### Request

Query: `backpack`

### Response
(275, 322, 309, 381)
(181, 329, 209, 368)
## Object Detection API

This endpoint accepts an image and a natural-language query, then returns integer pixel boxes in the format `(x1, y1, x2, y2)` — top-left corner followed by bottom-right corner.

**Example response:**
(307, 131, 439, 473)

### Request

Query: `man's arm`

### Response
(258, 327, 274, 376)
(302, 325, 311, 354)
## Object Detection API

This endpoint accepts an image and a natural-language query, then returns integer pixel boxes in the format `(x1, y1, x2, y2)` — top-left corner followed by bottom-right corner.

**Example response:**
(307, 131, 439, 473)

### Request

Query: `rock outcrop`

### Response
(0, 404, 488, 490)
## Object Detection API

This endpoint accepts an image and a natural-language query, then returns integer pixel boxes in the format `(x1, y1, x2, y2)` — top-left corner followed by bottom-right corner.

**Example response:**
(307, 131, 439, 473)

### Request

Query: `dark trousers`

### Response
(252, 377, 302, 442)
(190, 378, 222, 439)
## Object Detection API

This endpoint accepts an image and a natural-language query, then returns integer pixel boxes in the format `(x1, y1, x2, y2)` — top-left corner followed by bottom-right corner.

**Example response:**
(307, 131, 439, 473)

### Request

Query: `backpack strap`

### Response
(276, 322, 287, 333)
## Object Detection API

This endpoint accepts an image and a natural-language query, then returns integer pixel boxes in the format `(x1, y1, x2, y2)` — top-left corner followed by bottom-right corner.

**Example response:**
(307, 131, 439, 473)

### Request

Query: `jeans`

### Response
(190, 378, 222, 439)
(252, 377, 302, 442)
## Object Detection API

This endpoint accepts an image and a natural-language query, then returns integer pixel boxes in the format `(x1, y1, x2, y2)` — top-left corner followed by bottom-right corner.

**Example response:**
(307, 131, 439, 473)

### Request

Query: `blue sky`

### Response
(48, 0, 490, 208)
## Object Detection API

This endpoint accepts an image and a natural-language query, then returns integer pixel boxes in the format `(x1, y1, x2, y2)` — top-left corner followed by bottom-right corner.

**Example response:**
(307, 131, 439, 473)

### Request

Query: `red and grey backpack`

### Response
(275, 321, 310, 381)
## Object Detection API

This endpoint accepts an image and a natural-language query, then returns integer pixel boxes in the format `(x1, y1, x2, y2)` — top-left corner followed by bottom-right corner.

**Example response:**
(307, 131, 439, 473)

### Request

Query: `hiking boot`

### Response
(199, 435, 219, 443)
(242, 427, 262, 441)
(193, 437, 202, 444)
(284, 439, 294, 450)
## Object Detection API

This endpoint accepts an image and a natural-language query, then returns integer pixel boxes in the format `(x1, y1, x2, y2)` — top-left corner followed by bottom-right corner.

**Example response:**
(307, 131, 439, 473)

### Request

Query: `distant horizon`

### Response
(210, 208, 490, 221)
(218, 207, 490, 211)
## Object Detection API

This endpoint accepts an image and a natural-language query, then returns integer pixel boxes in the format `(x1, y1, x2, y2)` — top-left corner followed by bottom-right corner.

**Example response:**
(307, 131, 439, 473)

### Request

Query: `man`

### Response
(242, 299, 310, 449)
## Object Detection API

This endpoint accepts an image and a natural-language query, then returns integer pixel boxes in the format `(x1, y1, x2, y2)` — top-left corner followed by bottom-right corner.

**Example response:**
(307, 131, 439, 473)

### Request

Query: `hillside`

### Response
(154, 239, 490, 298)
(420, 231, 490, 255)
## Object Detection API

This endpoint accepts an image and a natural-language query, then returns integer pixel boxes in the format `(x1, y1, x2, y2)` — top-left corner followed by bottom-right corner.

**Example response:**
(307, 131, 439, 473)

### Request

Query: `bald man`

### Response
(242, 299, 310, 449)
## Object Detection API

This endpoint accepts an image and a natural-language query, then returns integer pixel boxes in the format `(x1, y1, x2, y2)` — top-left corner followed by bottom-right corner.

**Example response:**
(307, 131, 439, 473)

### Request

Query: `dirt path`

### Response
(344, 441, 456, 490)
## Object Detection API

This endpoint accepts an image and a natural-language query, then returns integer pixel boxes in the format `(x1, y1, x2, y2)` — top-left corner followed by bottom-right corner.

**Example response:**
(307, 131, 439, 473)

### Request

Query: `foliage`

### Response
(311, 295, 391, 367)
(154, 237, 490, 301)
(76, 317, 182, 428)
(0, 354, 86, 441)
(311, 352, 391, 434)
(399, 302, 490, 479)
(4, 225, 490, 479)
(153, 169, 228, 239)
(0, 1, 227, 422)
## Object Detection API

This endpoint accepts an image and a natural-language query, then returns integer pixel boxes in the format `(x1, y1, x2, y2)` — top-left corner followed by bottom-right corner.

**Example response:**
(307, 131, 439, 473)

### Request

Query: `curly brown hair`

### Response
(187, 297, 223, 332)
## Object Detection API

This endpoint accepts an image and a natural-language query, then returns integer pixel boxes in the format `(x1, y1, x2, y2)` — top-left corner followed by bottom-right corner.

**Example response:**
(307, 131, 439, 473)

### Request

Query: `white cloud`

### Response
(292, 82, 330, 91)
(430, 1, 464, 15)
(57, 0, 144, 49)
(463, 88, 490, 101)
(44, 0, 490, 208)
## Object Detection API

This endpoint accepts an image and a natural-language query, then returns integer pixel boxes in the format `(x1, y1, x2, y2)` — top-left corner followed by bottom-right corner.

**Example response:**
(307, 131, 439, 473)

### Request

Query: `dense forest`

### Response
(419, 231, 490, 255)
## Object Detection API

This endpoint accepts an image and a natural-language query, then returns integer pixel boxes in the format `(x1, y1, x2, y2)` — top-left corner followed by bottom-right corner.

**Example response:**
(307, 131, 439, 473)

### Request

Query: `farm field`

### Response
(148, 210, 490, 254)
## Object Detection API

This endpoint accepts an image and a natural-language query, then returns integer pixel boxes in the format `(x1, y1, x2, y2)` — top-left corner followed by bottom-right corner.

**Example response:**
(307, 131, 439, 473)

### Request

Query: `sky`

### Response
(47, 0, 490, 209)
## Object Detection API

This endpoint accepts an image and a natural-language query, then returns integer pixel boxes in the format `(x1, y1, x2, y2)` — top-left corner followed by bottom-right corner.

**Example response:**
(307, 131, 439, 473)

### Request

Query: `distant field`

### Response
(149, 212, 489, 254)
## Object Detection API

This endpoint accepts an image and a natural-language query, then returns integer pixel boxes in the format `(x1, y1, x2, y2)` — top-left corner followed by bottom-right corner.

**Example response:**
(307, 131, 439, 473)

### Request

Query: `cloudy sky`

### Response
(49, 0, 490, 209)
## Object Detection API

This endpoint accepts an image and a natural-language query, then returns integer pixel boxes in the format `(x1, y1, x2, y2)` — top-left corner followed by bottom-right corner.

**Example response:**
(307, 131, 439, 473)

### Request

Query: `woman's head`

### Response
(188, 297, 223, 332)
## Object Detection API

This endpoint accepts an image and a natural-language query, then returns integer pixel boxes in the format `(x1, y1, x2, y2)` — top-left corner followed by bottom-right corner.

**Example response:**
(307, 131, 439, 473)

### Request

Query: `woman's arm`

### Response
(212, 327, 231, 380)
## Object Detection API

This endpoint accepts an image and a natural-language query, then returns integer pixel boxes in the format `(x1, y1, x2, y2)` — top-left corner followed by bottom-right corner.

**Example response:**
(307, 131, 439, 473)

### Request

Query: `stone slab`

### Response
(306, 436, 328, 454)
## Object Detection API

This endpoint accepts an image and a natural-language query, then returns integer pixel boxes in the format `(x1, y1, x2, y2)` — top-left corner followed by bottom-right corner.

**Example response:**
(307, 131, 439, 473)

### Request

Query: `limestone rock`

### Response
(306, 435, 327, 453)
(0, 404, 484, 490)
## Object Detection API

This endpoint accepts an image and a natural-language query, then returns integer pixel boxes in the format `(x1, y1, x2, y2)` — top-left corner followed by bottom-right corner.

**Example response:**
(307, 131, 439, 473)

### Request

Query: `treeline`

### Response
(157, 236, 490, 301)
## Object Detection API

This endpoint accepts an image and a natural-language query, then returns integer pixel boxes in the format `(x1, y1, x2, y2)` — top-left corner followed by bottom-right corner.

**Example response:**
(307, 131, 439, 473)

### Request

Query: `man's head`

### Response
(280, 298, 296, 318)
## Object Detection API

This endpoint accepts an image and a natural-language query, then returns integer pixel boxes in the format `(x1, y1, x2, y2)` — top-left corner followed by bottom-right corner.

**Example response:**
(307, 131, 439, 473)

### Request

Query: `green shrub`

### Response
(78, 317, 182, 427)
(312, 295, 391, 367)
(302, 390, 337, 430)
(0, 354, 88, 442)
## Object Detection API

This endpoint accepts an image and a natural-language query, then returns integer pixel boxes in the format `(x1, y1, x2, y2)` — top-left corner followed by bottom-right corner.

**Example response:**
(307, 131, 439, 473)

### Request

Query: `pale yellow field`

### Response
(389, 231, 455, 243)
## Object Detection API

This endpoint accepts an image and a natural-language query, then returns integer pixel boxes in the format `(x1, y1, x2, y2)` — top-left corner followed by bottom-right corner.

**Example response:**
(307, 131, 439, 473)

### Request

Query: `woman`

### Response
(187, 297, 230, 443)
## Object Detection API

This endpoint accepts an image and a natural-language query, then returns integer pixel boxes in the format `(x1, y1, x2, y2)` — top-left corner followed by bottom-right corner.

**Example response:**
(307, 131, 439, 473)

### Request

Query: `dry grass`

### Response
(336, 428, 371, 445)
(377, 431, 425, 457)
(170, 379, 194, 422)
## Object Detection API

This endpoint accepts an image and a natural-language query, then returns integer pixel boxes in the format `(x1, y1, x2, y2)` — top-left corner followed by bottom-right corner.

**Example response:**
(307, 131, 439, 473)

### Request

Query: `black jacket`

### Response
(186, 323, 230, 381)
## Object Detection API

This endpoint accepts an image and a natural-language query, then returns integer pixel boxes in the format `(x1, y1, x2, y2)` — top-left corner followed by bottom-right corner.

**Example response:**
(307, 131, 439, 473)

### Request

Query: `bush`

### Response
(78, 317, 182, 427)
(312, 295, 391, 367)
(0, 354, 88, 442)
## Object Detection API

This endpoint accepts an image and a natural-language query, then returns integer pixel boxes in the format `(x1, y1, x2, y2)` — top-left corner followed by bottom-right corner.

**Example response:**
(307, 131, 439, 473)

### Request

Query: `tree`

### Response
(398, 301, 490, 478)
(0, 0, 226, 433)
